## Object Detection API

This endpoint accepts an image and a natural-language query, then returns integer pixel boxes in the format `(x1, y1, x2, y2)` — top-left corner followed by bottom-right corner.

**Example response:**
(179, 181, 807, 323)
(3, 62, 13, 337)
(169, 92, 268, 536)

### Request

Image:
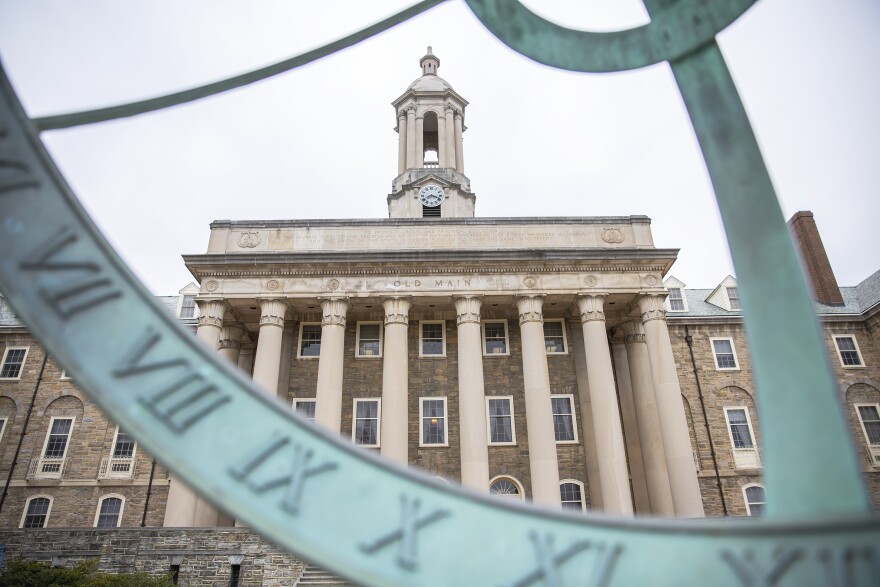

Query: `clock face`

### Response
(418, 184, 445, 207)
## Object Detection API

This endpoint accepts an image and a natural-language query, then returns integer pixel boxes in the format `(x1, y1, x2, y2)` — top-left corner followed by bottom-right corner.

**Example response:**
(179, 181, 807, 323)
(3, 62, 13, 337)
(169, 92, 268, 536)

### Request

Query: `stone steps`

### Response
(297, 564, 356, 586)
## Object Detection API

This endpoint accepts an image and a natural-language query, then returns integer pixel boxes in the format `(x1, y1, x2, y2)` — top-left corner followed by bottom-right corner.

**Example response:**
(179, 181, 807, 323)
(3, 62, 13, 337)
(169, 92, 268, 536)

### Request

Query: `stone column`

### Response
(195, 299, 226, 351)
(567, 318, 603, 510)
(638, 294, 705, 518)
(397, 110, 408, 174)
(405, 107, 416, 170)
(415, 114, 424, 168)
(164, 299, 227, 527)
(453, 110, 464, 173)
(218, 324, 245, 366)
(237, 345, 255, 376)
(515, 295, 561, 507)
(314, 298, 349, 435)
(454, 296, 490, 491)
(437, 112, 447, 167)
(620, 320, 675, 516)
(444, 105, 456, 170)
(381, 297, 411, 465)
(576, 295, 633, 515)
(252, 299, 288, 398)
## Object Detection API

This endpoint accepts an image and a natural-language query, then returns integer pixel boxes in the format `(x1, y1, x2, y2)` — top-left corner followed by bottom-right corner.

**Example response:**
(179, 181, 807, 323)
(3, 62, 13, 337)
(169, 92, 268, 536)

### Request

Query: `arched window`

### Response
(422, 111, 439, 166)
(490, 476, 524, 501)
(95, 495, 125, 527)
(560, 480, 585, 512)
(21, 495, 52, 528)
(743, 484, 765, 516)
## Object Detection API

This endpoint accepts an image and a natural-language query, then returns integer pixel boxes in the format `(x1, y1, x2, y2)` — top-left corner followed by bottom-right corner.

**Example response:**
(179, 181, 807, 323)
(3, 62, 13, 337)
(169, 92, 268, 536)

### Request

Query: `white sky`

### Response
(0, 0, 877, 296)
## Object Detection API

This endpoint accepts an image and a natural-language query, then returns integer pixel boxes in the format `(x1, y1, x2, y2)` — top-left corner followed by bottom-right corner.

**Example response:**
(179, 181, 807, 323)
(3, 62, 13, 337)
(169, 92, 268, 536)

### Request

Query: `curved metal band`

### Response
(464, 0, 757, 72)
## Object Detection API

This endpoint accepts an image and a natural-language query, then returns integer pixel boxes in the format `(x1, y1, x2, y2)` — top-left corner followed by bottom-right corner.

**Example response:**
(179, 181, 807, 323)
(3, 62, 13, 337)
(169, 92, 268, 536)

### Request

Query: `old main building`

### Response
(0, 49, 878, 583)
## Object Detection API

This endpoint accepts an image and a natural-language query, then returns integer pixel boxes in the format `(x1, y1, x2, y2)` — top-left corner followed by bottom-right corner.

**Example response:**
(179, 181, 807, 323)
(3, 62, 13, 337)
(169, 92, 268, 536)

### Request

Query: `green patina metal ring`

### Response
(464, 0, 757, 72)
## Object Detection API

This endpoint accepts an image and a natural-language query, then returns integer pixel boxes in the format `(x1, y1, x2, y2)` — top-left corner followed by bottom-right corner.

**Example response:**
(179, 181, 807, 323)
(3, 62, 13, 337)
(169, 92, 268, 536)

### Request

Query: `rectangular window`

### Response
(356, 322, 383, 357)
(353, 399, 380, 447)
(834, 335, 864, 367)
(298, 324, 322, 357)
(420, 397, 448, 446)
(420, 321, 446, 357)
(855, 403, 880, 465)
(711, 338, 739, 370)
(551, 395, 578, 443)
(179, 295, 196, 318)
(100, 427, 136, 479)
(0, 347, 28, 379)
(543, 320, 567, 354)
(668, 288, 685, 311)
(44, 418, 73, 459)
(294, 400, 316, 421)
(724, 407, 761, 469)
(113, 430, 136, 459)
(727, 287, 741, 310)
(482, 321, 509, 355)
(22, 497, 51, 528)
(486, 397, 516, 445)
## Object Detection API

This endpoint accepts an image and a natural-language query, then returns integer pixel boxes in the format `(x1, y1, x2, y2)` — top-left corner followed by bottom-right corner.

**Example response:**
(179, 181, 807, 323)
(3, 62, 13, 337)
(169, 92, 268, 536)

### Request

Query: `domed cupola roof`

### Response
(406, 46, 453, 92)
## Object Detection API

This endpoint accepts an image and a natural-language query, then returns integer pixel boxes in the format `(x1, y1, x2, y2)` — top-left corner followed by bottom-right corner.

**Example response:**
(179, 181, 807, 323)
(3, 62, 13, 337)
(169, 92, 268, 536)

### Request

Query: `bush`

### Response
(0, 560, 175, 587)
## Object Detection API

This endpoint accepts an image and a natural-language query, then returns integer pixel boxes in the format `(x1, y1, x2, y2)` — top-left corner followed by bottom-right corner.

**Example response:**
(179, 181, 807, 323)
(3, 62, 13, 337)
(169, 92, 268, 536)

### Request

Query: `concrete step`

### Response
(298, 564, 356, 586)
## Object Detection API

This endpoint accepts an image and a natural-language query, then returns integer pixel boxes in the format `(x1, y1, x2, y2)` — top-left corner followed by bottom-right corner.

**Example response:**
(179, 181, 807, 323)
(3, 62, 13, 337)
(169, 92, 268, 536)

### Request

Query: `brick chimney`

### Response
(788, 211, 844, 305)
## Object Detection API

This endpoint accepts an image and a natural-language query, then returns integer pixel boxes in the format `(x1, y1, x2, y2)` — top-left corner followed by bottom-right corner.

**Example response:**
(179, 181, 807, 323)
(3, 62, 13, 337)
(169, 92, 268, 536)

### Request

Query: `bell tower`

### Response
(388, 47, 475, 218)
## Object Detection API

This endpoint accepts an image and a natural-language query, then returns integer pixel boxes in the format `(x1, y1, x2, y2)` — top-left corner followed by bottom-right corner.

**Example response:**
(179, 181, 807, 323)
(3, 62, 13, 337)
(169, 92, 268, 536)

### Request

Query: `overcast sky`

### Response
(0, 0, 877, 296)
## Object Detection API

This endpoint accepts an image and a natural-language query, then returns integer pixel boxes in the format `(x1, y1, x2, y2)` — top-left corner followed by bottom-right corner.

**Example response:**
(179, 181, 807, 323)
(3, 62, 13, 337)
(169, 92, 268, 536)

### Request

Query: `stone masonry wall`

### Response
(0, 528, 306, 587)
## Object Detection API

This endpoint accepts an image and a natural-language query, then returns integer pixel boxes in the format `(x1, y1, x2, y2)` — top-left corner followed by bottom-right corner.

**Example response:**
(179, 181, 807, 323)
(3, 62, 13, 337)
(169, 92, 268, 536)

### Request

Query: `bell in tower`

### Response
(388, 47, 476, 219)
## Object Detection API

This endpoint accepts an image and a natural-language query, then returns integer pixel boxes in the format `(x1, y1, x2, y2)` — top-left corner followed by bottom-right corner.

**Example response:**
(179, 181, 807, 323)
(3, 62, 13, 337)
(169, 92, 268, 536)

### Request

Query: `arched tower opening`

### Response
(423, 111, 439, 167)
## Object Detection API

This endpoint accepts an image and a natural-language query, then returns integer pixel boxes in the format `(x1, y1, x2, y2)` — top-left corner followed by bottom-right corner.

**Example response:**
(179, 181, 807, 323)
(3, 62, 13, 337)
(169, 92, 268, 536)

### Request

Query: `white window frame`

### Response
(489, 475, 525, 501)
(482, 320, 510, 356)
(543, 319, 568, 354)
(833, 335, 865, 368)
(59, 370, 71, 381)
(724, 407, 761, 469)
(550, 394, 579, 444)
(726, 286, 742, 311)
(419, 321, 447, 358)
(419, 397, 449, 447)
(93, 494, 126, 528)
(854, 403, 880, 465)
(710, 337, 740, 371)
(355, 322, 383, 358)
(742, 483, 766, 516)
(352, 398, 381, 447)
(486, 396, 517, 446)
(33, 416, 75, 479)
(0, 417, 6, 444)
(0, 346, 29, 380)
(560, 479, 586, 512)
(666, 287, 687, 312)
(100, 426, 137, 479)
(294, 399, 317, 421)
(20, 494, 53, 528)
(297, 322, 322, 359)
(178, 294, 197, 319)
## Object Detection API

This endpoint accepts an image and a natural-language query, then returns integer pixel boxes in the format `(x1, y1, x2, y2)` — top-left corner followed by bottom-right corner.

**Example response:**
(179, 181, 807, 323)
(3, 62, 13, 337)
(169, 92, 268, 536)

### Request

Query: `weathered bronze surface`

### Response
(0, 1, 877, 585)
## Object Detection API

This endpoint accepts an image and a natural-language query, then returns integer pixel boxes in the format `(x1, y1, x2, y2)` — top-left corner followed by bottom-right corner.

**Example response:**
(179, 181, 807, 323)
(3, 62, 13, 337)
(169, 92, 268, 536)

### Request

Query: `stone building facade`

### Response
(0, 49, 878, 584)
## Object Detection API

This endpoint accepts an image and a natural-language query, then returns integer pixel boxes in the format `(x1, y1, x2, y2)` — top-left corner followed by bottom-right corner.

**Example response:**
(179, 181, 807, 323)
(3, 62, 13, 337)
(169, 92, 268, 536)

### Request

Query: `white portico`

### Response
(172, 50, 704, 526)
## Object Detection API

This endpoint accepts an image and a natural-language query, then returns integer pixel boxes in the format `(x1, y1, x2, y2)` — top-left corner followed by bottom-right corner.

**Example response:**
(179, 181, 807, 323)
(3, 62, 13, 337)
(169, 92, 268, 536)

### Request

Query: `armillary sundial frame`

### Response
(1, 1, 877, 585)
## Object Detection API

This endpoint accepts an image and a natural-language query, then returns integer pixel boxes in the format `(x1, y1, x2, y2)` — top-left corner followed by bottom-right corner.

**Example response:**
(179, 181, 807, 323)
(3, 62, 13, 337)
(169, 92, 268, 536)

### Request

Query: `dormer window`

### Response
(668, 288, 685, 311)
(727, 287, 741, 310)
(180, 295, 196, 318)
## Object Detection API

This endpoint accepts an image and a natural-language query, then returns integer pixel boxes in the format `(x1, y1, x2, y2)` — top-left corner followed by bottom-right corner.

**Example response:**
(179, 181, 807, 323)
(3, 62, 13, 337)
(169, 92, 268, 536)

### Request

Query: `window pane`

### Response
(300, 325, 322, 356)
(422, 400, 446, 444)
(552, 397, 575, 442)
(484, 323, 507, 353)
(668, 288, 685, 311)
(24, 497, 50, 528)
(295, 401, 316, 421)
(727, 409, 754, 448)
(490, 479, 519, 496)
(745, 485, 765, 516)
(713, 340, 737, 368)
(560, 482, 583, 511)
(97, 497, 122, 527)
(421, 323, 444, 355)
(1, 348, 26, 378)
(488, 399, 513, 443)
(858, 406, 880, 444)
(180, 295, 196, 318)
(113, 431, 135, 458)
(727, 287, 741, 310)
(543, 322, 565, 353)
(44, 419, 72, 458)
(836, 337, 862, 366)
(358, 324, 381, 356)
(354, 401, 379, 445)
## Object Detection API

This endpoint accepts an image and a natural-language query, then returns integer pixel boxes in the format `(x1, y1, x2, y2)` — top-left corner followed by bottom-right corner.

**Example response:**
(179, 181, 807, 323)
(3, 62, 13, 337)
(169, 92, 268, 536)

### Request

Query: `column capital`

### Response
(515, 294, 545, 325)
(454, 295, 482, 325)
(636, 294, 667, 324)
(219, 324, 245, 351)
(196, 299, 226, 329)
(453, 109, 463, 119)
(405, 105, 416, 114)
(320, 297, 349, 327)
(397, 109, 407, 120)
(382, 297, 411, 326)
(618, 320, 646, 345)
(256, 298, 288, 328)
(575, 294, 607, 323)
